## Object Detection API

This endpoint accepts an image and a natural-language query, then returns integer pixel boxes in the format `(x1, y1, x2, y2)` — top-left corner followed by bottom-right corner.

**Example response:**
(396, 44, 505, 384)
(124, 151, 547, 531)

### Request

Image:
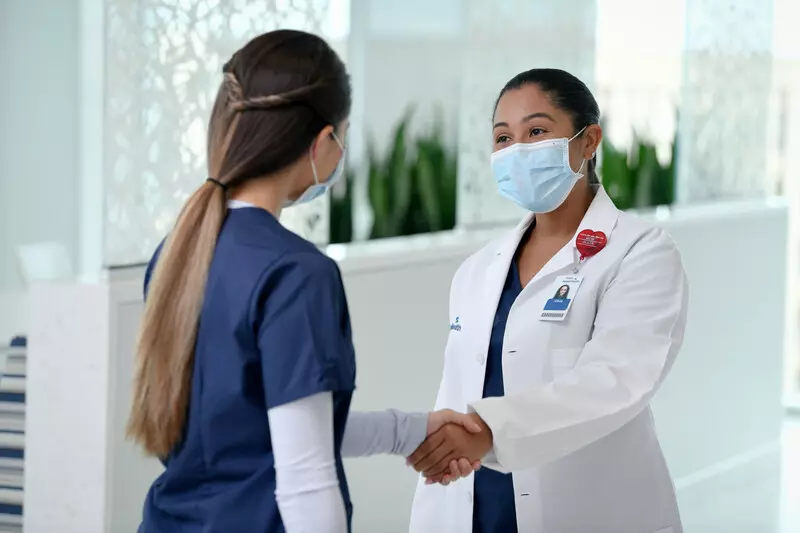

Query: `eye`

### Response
(495, 134, 511, 144)
(529, 127, 546, 137)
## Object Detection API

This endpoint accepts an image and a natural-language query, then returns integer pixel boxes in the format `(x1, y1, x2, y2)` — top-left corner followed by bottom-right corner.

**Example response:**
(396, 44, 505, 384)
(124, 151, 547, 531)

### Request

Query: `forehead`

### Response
(494, 84, 568, 124)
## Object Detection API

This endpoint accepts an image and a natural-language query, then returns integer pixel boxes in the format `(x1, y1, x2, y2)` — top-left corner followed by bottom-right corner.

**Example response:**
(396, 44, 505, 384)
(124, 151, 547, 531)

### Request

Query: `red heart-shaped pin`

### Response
(576, 229, 607, 259)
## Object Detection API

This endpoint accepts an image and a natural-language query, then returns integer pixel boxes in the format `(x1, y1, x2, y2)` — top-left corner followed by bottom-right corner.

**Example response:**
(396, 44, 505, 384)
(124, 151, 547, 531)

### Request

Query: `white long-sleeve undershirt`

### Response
(268, 392, 428, 532)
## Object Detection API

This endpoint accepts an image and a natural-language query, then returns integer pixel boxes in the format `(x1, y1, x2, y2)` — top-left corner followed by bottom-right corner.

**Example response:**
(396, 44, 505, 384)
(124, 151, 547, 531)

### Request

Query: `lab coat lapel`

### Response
(483, 216, 532, 300)
(525, 187, 621, 293)
(462, 217, 533, 405)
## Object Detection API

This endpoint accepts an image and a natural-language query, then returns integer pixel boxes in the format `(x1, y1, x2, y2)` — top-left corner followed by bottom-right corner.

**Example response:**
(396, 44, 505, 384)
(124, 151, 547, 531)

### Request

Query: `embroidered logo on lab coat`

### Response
(449, 317, 462, 332)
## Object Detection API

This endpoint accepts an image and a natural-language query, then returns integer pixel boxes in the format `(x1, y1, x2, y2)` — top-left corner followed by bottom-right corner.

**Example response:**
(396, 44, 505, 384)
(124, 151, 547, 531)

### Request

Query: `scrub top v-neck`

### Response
(472, 252, 524, 533)
(138, 206, 357, 533)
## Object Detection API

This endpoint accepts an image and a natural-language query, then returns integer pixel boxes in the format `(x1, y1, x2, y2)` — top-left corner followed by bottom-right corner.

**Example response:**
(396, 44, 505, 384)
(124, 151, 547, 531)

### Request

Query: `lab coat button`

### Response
(467, 491, 473, 504)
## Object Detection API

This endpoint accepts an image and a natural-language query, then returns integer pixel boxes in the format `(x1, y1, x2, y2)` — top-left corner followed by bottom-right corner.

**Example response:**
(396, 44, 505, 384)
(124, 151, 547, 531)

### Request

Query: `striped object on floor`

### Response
(0, 337, 26, 533)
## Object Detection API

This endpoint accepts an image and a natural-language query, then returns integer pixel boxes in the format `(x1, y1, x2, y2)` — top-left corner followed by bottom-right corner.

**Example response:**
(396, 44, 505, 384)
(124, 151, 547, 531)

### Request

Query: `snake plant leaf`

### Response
(329, 167, 354, 244)
(633, 137, 660, 209)
(416, 139, 443, 231)
(601, 138, 634, 210)
(367, 137, 390, 239)
(652, 133, 677, 206)
(387, 113, 413, 235)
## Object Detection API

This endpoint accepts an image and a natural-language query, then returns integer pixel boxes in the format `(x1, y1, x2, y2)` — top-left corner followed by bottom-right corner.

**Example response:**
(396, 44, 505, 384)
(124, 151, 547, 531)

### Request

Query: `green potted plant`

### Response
(367, 111, 414, 239)
(600, 130, 677, 210)
(328, 109, 459, 244)
(367, 109, 458, 240)
(329, 166, 355, 244)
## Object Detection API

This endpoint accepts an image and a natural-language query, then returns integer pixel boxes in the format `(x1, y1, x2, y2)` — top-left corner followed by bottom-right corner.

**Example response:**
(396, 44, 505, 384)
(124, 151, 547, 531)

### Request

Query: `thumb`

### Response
(445, 412, 482, 434)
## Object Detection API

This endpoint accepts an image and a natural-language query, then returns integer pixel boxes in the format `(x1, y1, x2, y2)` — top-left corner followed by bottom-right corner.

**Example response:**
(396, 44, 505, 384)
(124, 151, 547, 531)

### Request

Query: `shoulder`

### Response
(253, 250, 343, 305)
(248, 250, 346, 328)
(280, 251, 342, 282)
(610, 212, 686, 292)
(219, 208, 341, 288)
(615, 211, 683, 265)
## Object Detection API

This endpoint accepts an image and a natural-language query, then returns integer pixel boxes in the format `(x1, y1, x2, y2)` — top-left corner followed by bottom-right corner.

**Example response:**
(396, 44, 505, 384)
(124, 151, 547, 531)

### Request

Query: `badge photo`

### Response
(540, 275, 584, 321)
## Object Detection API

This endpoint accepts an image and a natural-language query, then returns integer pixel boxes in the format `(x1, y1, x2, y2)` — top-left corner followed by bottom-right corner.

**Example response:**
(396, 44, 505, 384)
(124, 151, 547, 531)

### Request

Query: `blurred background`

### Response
(1, 0, 799, 531)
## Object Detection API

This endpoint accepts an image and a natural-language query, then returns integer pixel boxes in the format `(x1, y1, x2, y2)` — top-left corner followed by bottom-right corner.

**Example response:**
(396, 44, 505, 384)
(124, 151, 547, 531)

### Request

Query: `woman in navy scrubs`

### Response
(128, 30, 479, 533)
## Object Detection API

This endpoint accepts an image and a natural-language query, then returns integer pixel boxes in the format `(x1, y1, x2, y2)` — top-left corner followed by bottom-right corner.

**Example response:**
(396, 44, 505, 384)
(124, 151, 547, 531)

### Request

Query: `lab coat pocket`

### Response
(549, 347, 583, 378)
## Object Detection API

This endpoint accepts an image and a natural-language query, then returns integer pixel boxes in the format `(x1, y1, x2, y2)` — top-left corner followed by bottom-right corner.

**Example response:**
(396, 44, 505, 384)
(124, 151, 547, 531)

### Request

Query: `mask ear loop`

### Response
(311, 129, 346, 186)
(567, 126, 589, 174)
(568, 125, 588, 143)
(310, 128, 343, 186)
(331, 131, 345, 151)
(309, 145, 320, 185)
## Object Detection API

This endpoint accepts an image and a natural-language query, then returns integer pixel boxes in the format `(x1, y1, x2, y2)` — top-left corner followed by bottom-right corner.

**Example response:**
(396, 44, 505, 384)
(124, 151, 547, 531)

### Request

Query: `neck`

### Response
(533, 181, 595, 237)
(228, 165, 302, 218)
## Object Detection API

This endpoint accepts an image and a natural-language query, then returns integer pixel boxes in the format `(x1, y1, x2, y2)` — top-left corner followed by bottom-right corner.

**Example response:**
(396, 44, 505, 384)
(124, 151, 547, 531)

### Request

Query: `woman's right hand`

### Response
(414, 409, 482, 485)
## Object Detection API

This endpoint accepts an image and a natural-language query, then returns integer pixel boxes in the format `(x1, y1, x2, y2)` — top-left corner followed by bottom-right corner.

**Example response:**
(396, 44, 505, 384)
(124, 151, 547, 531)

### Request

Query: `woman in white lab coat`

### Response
(407, 68, 689, 533)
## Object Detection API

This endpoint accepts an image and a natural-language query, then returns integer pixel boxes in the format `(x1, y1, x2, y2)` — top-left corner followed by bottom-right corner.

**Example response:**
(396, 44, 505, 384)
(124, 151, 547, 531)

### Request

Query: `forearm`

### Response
(469, 355, 669, 472)
(342, 410, 428, 458)
(268, 393, 348, 532)
(276, 482, 347, 533)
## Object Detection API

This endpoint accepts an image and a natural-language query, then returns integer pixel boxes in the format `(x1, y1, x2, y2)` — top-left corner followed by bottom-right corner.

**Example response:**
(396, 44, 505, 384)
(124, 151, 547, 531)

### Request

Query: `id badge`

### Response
(540, 275, 584, 321)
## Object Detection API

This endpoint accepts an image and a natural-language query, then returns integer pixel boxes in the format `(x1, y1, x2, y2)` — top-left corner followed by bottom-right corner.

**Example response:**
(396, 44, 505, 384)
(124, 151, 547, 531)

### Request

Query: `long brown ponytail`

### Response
(126, 29, 351, 457)
(127, 183, 227, 456)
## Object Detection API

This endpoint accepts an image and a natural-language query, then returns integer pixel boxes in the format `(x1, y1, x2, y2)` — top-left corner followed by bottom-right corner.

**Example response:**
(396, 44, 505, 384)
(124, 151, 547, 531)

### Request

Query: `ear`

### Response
(583, 124, 603, 159)
(310, 124, 336, 159)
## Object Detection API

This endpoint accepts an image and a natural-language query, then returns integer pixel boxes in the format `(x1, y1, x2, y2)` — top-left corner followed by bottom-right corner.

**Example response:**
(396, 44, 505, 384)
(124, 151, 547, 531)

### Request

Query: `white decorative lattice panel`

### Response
(104, 0, 333, 266)
(677, 0, 774, 202)
(456, 0, 597, 229)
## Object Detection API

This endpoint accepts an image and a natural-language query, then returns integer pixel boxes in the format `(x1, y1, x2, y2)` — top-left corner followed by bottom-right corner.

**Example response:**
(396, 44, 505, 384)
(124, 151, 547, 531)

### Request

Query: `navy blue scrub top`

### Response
(138, 207, 356, 533)
(472, 254, 524, 533)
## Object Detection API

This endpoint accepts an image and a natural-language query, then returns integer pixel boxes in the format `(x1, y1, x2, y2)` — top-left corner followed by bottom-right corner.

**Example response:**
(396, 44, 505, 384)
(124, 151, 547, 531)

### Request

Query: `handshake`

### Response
(407, 410, 494, 485)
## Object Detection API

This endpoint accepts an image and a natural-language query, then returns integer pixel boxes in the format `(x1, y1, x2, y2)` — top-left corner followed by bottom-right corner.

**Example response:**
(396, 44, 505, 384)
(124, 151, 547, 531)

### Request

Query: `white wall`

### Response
(0, 0, 81, 340)
(22, 198, 788, 532)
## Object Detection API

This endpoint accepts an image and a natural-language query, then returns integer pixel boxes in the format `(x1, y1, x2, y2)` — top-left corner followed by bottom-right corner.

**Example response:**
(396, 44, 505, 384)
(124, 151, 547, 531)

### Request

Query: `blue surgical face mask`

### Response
(491, 127, 588, 213)
(286, 132, 346, 207)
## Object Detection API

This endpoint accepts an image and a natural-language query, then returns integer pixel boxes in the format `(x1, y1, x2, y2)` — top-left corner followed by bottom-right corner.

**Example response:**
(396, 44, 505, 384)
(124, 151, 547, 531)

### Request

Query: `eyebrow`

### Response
(493, 112, 557, 130)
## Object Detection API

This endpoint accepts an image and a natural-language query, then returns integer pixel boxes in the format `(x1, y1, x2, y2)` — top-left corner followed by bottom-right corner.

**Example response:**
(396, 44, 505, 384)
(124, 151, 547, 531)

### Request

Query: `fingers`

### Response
(438, 458, 463, 486)
(426, 470, 449, 485)
(430, 458, 473, 486)
(438, 459, 459, 485)
(416, 444, 456, 477)
(407, 431, 445, 467)
(456, 457, 474, 477)
(450, 459, 461, 479)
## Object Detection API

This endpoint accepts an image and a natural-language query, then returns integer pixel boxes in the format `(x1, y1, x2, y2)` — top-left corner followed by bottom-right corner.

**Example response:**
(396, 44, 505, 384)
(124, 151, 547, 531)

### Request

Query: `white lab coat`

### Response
(409, 187, 688, 533)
